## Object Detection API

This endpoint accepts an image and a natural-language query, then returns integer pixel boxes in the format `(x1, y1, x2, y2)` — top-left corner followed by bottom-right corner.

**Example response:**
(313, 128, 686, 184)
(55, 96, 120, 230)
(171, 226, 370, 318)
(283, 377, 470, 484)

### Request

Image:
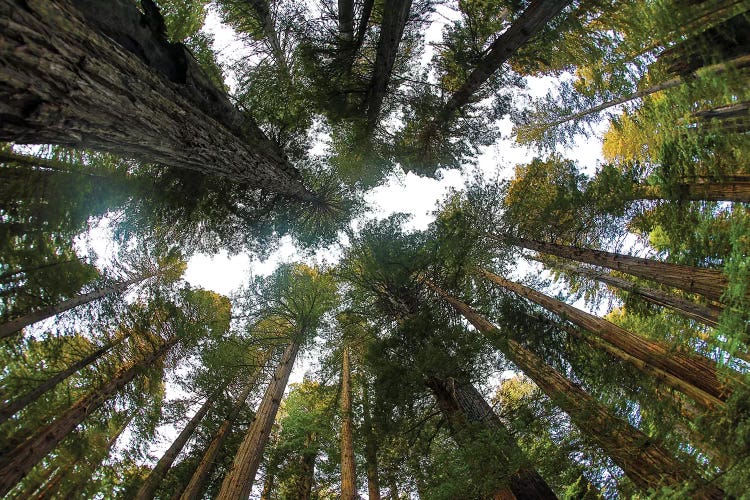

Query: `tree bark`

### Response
(180, 361, 267, 500)
(297, 434, 316, 500)
(339, 0, 355, 41)
(363, 0, 413, 133)
(425, 376, 557, 499)
(362, 381, 381, 500)
(0, 334, 180, 496)
(478, 268, 734, 409)
(0, 331, 131, 425)
(0, 0, 313, 199)
(435, 0, 573, 125)
(135, 393, 218, 500)
(428, 283, 723, 498)
(340, 345, 357, 499)
(216, 340, 301, 499)
(497, 235, 736, 303)
(0, 273, 152, 340)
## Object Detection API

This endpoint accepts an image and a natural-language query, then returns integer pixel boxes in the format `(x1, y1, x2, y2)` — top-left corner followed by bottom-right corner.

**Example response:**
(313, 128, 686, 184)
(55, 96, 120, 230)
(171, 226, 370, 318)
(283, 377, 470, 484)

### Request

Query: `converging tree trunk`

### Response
(428, 283, 723, 498)
(216, 340, 301, 499)
(633, 176, 750, 203)
(0, 0, 315, 199)
(477, 268, 735, 409)
(0, 331, 132, 425)
(495, 235, 737, 303)
(340, 345, 357, 500)
(362, 381, 381, 500)
(180, 360, 268, 500)
(425, 376, 557, 499)
(135, 393, 218, 500)
(297, 434, 317, 500)
(0, 334, 181, 496)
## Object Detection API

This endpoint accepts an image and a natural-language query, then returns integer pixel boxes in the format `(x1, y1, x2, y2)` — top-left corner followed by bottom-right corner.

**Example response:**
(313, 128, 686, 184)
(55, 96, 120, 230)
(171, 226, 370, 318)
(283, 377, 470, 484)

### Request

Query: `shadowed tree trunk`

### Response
(0, 331, 132, 425)
(135, 393, 218, 500)
(0, 273, 155, 340)
(633, 176, 750, 203)
(494, 235, 737, 303)
(428, 282, 723, 498)
(0, 334, 181, 496)
(340, 345, 357, 500)
(425, 376, 557, 499)
(180, 358, 268, 500)
(297, 433, 317, 500)
(0, 0, 315, 199)
(216, 340, 301, 499)
(477, 268, 736, 409)
(362, 381, 381, 500)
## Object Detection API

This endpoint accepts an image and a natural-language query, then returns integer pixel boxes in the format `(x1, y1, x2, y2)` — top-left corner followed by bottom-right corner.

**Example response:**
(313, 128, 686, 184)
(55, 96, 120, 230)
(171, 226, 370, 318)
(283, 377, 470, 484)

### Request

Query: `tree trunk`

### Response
(180, 361, 267, 500)
(339, 0, 355, 41)
(634, 177, 750, 203)
(0, 334, 180, 496)
(340, 345, 357, 500)
(0, 0, 313, 199)
(216, 340, 301, 499)
(429, 283, 723, 498)
(0, 274, 152, 340)
(362, 381, 381, 500)
(135, 393, 218, 500)
(0, 331, 131, 425)
(363, 0, 413, 133)
(478, 268, 734, 409)
(436, 0, 573, 124)
(259, 459, 277, 500)
(297, 434, 316, 500)
(425, 376, 557, 499)
(544, 54, 750, 128)
(498, 235, 735, 303)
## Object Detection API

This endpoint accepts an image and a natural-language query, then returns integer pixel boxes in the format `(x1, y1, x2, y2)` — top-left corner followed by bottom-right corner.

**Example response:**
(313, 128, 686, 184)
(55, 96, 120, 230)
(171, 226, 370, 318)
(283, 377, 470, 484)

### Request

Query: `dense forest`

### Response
(1, 0, 749, 498)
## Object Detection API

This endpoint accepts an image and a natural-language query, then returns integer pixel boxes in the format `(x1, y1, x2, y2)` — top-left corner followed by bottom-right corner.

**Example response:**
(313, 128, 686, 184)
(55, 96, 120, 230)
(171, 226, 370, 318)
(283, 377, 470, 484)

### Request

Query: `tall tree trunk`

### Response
(362, 381, 381, 500)
(135, 393, 218, 500)
(543, 54, 750, 128)
(425, 376, 557, 499)
(0, 334, 181, 496)
(429, 283, 723, 498)
(478, 268, 733, 409)
(435, 0, 573, 126)
(339, 0, 355, 41)
(363, 0, 413, 133)
(0, 273, 153, 340)
(496, 235, 735, 303)
(180, 359, 268, 500)
(0, 331, 132, 425)
(550, 260, 724, 329)
(216, 340, 301, 499)
(340, 345, 357, 500)
(259, 457, 278, 500)
(634, 177, 750, 203)
(297, 434, 316, 500)
(0, 0, 314, 199)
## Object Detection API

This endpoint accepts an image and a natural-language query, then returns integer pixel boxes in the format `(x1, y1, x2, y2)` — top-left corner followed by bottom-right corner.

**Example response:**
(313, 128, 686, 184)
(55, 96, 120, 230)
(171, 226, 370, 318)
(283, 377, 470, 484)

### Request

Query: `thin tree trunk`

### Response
(0, 274, 152, 340)
(339, 0, 355, 41)
(340, 345, 357, 499)
(429, 283, 723, 498)
(497, 235, 735, 303)
(634, 178, 750, 203)
(425, 376, 557, 499)
(0, 334, 181, 496)
(297, 434, 316, 500)
(216, 340, 301, 499)
(135, 393, 218, 500)
(478, 268, 734, 409)
(543, 54, 750, 128)
(435, 0, 573, 125)
(180, 359, 268, 500)
(259, 458, 277, 500)
(0, 331, 132, 425)
(0, 0, 313, 199)
(362, 381, 381, 500)
(0, 257, 85, 286)
(363, 0, 413, 133)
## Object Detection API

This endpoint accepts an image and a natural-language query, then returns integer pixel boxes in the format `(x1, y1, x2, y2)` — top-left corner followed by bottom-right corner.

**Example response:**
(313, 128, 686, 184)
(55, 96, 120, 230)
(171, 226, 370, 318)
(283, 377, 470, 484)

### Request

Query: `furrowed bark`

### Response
(135, 393, 218, 500)
(426, 376, 556, 499)
(180, 360, 267, 500)
(216, 340, 301, 499)
(478, 268, 733, 409)
(0, 331, 131, 425)
(428, 283, 723, 498)
(0, 335, 181, 496)
(0, 274, 151, 340)
(340, 345, 357, 500)
(0, 0, 312, 198)
(297, 435, 316, 500)
(496, 235, 735, 303)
